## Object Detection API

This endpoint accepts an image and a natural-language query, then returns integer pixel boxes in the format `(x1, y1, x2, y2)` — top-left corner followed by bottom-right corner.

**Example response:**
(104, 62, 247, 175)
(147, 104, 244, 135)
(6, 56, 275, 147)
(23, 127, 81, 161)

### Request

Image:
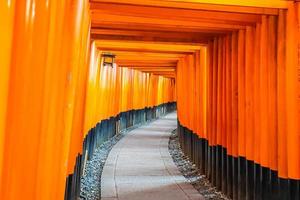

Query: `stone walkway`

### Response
(101, 112, 204, 200)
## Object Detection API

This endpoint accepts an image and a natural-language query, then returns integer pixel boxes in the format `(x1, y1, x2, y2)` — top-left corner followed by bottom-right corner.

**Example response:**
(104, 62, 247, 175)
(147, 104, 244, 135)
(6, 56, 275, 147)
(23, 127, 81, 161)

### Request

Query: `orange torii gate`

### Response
(0, 0, 299, 200)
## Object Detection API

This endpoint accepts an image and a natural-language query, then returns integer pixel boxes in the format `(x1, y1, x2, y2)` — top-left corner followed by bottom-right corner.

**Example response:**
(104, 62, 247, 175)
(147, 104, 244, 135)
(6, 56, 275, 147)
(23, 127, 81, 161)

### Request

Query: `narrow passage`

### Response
(101, 112, 204, 200)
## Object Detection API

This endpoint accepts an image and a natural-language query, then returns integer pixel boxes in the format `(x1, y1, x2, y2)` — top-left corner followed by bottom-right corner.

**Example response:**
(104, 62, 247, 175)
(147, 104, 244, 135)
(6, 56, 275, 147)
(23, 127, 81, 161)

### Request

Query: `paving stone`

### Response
(101, 112, 205, 200)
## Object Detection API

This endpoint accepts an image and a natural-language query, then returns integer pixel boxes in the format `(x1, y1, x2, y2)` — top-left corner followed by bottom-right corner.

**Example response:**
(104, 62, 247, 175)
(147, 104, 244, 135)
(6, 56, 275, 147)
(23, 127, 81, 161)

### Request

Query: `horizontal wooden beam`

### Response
(91, 13, 246, 31)
(91, 28, 218, 37)
(117, 62, 177, 67)
(119, 65, 176, 68)
(116, 59, 177, 64)
(98, 49, 193, 55)
(92, 34, 207, 43)
(90, 0, 282, 14)
(107, 51, 188, 58)
(117, 58, 180, 62)
(98, 47, 196, 54)
(91, 28, 217, 39)
(90, 2, 261, 24)
(131, 68, 175, 72)
(95, 40, 203, 53)
(152, 72, 176, 74)
(116, 56, 181, 61)
(156, 0, 287, 8)
(151, 71, 176, 76)
(127, 66, 176, 70)
(92, 23, 232, 34)
(152, 72, 176, 77)
(91, 31, 211, 44)
(152, 71, 175, 74)
(96, 40, 204, 49)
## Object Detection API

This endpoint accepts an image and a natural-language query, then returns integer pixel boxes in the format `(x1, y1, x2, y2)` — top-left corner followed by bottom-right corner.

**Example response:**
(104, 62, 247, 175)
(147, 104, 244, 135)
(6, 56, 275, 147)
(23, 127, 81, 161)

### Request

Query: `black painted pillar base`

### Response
(65, 102, 177, 200)
(177, 121, 300, 200)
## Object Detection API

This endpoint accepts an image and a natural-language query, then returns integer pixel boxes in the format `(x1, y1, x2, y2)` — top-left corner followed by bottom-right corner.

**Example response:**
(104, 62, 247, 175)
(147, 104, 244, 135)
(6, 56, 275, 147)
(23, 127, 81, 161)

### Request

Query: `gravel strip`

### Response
(80, 133, 124, 200)
(169, 129, 231, 200)
(79, 121, 155, 200)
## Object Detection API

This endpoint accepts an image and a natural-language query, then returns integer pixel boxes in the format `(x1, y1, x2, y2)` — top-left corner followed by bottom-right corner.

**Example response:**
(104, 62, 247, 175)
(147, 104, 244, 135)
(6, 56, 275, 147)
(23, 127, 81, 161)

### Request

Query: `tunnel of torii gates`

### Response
(0, 0, 300, 200)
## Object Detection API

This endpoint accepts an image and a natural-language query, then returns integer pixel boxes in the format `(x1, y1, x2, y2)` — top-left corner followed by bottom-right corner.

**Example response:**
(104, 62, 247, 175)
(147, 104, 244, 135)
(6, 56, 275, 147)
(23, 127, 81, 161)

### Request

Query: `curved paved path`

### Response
(101, 112, 204, 200)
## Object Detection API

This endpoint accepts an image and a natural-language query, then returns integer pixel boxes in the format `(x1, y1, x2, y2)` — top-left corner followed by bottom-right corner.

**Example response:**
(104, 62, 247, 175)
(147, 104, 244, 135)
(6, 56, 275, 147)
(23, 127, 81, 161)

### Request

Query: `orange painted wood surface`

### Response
(1, 1, 300, 200)
(176, 2, 300, 180)
(0, 1, 175, 199)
